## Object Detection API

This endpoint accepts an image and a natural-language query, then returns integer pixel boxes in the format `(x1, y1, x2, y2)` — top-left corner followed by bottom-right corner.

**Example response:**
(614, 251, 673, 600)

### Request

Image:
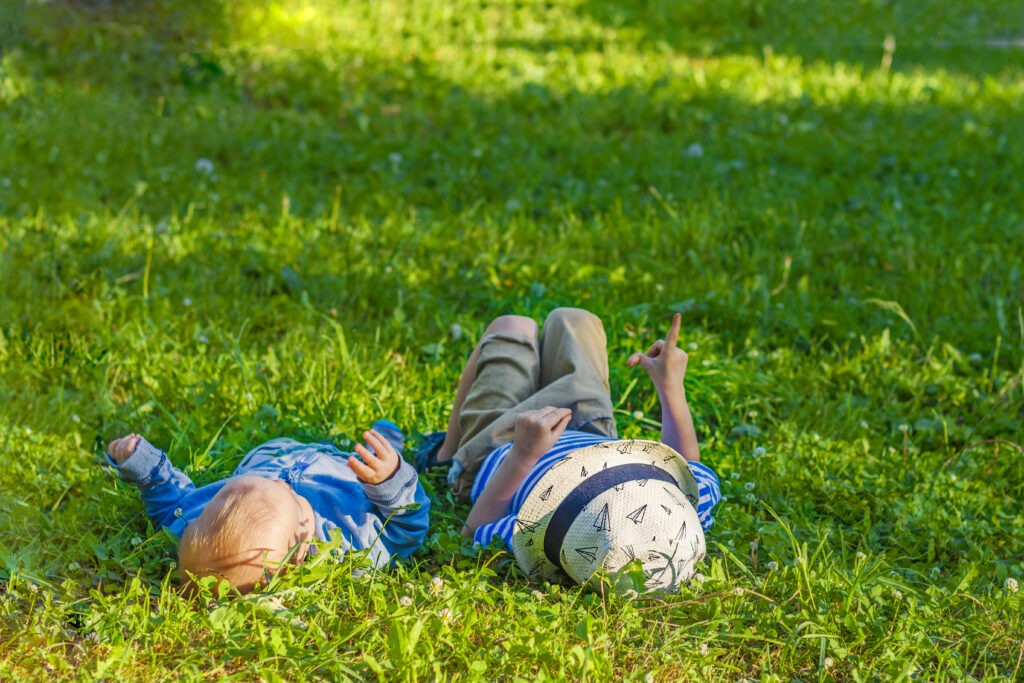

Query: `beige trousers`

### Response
(450, 308, 619, 500)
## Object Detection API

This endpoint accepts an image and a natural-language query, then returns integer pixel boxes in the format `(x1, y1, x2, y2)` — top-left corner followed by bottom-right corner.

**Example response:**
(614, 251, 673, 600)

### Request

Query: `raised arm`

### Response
(107, 433, 199, 531)
(627, 313, 700, 461)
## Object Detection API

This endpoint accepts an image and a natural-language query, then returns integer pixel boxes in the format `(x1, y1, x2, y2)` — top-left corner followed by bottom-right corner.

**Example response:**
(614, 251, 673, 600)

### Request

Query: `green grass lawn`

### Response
(1, 0, 1023, 680)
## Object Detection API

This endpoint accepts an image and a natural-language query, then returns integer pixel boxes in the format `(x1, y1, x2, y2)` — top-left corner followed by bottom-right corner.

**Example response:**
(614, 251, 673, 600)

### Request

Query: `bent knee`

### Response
(544, 307, 602, 331)
(484, 315, 539, 339)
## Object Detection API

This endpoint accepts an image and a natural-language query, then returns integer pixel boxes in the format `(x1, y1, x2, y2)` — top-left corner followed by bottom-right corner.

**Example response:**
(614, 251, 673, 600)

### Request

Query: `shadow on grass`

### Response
(577, 0, 1024, 79)
(1, 0, 1022, 353)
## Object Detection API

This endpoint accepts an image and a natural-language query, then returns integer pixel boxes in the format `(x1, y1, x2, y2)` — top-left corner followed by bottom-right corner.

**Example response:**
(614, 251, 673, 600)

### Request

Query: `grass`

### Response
(1, 0, 1023, 679)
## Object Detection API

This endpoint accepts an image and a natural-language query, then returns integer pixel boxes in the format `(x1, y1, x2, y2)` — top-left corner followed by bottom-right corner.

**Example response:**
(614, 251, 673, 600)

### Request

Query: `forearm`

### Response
(110, 436, 198, 529)
(364, 461, 432, 559)
(657, 386, 700, 461)
(463, 444, 539, 536)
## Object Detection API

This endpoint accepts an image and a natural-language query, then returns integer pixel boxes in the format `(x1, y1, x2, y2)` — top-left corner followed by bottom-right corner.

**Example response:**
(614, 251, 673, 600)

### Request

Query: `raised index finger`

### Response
(665, 313, 682, 349)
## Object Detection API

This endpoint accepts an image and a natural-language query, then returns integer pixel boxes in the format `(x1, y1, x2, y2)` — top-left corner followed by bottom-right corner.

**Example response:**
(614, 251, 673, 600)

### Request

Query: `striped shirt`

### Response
(472, 430, 721, 547)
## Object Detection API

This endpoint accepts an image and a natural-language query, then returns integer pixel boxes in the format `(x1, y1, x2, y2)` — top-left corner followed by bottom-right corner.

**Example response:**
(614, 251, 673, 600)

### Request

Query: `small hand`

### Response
(348, 429, 401, 484)
(627, 313, 688, 392)
(108, 433, 141, 465)
(510, 406, 573, 464)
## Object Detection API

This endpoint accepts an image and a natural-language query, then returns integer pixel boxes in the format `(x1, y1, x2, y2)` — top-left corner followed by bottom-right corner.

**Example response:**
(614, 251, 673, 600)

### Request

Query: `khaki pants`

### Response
(450, 308, 619, 500)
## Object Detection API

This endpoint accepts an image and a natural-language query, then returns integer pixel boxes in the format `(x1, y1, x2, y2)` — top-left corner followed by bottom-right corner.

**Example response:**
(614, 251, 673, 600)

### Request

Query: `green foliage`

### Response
(1, 0, 1022, 680)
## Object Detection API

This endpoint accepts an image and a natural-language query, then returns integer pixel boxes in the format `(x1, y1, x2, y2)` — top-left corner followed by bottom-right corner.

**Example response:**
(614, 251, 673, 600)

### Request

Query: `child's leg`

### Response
(441, 316, 542, 499)
(536, 307, 618, 438)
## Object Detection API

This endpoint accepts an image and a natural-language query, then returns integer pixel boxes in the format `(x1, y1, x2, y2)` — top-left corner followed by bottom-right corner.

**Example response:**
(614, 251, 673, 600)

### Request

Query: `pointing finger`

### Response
(665, 313, 682, 349)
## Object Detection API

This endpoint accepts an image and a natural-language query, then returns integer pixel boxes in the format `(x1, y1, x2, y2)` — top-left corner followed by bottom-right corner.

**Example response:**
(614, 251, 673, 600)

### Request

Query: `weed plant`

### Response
(0, 0, 1022, 680)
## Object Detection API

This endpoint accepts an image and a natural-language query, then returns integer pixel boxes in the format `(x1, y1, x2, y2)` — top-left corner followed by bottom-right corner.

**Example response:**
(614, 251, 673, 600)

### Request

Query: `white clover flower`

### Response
(823, 657, 834, 669)
(198, 335, 209, 344)
(404, 581, 416, 591)
(688, 342, 698, 350)
(733, 587, 743, 596)
(691, 572, 705, 583)
(449, 323, 463, 341)
(388, 153, 402, 165)
(131, 536, 143, 547)
(183, 298, 192, 307)
(856, 551, 866, 561)
(930, 566, 941, 578)
(399, 595, 414, 607)
(744, 482, 756, 491)
(765, 561, 779, 571)
(85, 632, 99, 643)
(794, 556, 805, 566)
(685, 143, 704, 158)
(1005, 577, 1019, 593)
(750, 541, 759, 551)
(429, 576, 444, 595)
(643, 673, 654, 683)
(858, 420, 869, 429)
(753, 447, 766, 458)
(898, 423, 909, 433)
(532, 589, 544, 599)
(632, 410, 644, 419)
(728, 539, 735, 547)
(701, 359, 712, 366)
(71, 414, 81, 423)
(505, 199, 521, 212)
(437, 607, 452, 620)
(194, 158, 214, 175)
(169, 561, 177, 569)
(699, 642, 709, 656)
(744, 494, 756, 504)
(893, 589, 903, 599)
(730, 472, 741, 480)
(67, 562, 81, 571)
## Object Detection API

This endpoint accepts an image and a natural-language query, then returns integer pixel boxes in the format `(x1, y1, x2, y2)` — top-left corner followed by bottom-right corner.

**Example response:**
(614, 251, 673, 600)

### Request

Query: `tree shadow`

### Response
(1, 0, 1021, 353)
(577, 0, 1024, 79)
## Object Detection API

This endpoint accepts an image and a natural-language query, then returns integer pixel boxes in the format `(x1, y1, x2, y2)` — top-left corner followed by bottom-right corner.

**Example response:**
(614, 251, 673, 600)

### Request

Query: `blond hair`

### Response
(178, 478, 299, 593)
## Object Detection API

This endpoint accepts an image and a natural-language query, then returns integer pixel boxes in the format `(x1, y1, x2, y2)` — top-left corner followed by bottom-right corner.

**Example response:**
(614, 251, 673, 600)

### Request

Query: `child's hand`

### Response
(108, 433, 142, 465)
(627, 313, 688, 393)
(349, 429, 402, 484)
(510, 406, 572, 464)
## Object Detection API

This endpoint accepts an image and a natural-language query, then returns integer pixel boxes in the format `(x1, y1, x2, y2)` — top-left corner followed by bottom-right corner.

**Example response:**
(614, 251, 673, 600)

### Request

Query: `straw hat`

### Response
(511, 439, 705, 593)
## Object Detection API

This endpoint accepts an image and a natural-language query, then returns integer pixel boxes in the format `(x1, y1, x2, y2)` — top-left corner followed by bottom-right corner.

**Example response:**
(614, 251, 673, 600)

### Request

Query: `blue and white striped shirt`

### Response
(471, 430, 721, 547)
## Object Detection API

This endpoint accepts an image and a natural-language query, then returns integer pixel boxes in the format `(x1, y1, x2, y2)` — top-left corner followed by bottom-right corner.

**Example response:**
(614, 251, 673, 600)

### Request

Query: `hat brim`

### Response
(511, 440, 701, 585)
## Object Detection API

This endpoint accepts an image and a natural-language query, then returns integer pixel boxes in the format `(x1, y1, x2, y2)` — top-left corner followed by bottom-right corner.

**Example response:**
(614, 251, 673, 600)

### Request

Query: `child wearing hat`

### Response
(106, 420, 430, 593)
(423, 308, 720, 592)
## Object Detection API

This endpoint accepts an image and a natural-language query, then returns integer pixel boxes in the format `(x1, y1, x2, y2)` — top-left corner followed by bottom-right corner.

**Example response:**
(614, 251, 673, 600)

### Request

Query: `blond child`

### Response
(107, 420, 430, 593)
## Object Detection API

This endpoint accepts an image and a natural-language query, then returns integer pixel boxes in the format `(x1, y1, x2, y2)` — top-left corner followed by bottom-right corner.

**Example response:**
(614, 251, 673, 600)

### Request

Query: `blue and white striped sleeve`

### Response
(688, 460, 721, 532)
(473, 515, 516, 548)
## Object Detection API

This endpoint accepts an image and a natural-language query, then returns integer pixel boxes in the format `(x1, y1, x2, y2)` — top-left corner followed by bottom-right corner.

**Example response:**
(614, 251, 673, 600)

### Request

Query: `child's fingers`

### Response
(347, 455, 376, 480)
(665, 313, 682, 349)
(362, 430, 397, 464)
(354, 442, 384, 469)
